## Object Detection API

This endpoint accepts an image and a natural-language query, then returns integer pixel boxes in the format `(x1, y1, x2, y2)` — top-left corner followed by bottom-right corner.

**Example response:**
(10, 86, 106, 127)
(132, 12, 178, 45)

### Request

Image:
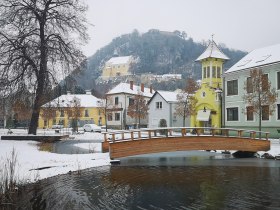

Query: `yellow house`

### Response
(38, 91, 105, 128)
(101, 55, 133, 80)
(191, 39, 229, 128)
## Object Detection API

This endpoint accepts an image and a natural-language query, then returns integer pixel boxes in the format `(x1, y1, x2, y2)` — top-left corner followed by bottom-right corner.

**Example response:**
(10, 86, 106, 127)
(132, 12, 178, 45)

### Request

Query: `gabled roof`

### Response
(43, 94, 101, 108)
(148, 91, 178, 105)
(157, 91, 178, 102)
(225, 43, 280, 73)
(196, 40, 229, 61)
(106, 56, 132, 65)
(107, 83, 153, 98)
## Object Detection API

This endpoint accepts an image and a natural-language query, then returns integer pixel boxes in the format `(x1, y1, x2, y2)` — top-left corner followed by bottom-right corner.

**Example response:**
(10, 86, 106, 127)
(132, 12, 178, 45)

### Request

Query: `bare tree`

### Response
(0, 0, 89, 134)
(65, 97, 83, 132)
(0, 96, 6, 128)
(12, 99, 32, 128)
(97, 95, 118, 130)
(243, 68, 278, 138)
(40, 101, 57, 128)
(127, 92, 149, 128)
(175, 78, 199, 126)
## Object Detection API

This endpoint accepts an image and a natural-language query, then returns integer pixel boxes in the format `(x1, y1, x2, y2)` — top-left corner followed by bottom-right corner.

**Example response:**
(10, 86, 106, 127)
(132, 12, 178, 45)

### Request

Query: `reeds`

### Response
(0, 147, 18, 207)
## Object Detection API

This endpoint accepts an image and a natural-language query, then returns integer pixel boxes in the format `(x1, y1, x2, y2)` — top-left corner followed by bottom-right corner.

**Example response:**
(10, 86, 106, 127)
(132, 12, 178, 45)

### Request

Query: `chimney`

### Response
(85, 90, 91, 95)
(141, 83, 144, 92)
(150, 85, 153, 94)
(67, 91, 71, 95)
(130, 81, 133, 90)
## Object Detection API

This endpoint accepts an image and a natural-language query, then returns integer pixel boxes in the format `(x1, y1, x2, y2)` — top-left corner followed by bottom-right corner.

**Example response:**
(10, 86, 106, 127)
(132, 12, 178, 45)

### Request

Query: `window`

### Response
(115, 97, 119, 105)
(107, 113, 112, 121)
(60, 110, 64, 117)
(156, 102, 162, 109)
(227, 80, 238, 96)
(207, 66, 210, 78)
(261, 74, 268, 91)
(212, 66, 216, 78)
(203, 67, 206, 79)
(262, 105, 269, 120)
(85, 110, 89, 117)
(115, 113, 120, 121)
(59, 119, 64, 126)
(44, 120, 47, 127)
(277, 72, 280, 90)
(129, 98, 134, 106)
(217, 67, 221, 78)
(277, 104, 280, 120)
(246, 77, 253, 93)
(246, 106, 254, 121)
(52, 119, 56, 125)
(227, 107, 239, 121)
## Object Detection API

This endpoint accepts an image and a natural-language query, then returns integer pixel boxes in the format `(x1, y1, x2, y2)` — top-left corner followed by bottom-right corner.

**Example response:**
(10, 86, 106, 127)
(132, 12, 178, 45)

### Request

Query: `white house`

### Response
(106, 81, 153, 129)
(147, 91, 189, 128)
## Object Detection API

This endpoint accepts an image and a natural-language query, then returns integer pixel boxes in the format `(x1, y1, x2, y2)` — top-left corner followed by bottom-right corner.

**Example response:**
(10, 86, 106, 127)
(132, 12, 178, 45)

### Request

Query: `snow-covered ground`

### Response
(0, 129, 110, 183)
(0, 128, 280, 184)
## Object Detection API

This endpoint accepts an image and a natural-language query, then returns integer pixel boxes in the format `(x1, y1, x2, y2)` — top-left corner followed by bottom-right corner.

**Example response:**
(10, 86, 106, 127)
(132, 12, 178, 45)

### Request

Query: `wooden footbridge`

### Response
(102, 127, 270, 159)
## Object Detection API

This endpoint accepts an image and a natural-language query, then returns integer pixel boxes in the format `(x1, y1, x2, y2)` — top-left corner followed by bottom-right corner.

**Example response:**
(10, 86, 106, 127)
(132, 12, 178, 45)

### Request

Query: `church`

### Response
(190, 38, 229, 128)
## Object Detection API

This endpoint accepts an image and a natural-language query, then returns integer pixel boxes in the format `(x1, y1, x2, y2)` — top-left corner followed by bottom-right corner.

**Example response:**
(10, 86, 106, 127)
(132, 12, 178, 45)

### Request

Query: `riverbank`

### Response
(0, 129, 110, 183)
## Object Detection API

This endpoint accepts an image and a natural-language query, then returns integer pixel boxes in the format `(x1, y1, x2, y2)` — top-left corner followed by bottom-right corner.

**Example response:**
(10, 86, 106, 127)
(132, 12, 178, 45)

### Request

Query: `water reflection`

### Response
(16, 152, 280, 210)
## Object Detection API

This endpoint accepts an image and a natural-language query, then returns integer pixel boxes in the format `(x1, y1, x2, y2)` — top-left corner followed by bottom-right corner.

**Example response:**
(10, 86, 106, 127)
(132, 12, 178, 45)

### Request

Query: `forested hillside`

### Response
(66, 29, 247, 94)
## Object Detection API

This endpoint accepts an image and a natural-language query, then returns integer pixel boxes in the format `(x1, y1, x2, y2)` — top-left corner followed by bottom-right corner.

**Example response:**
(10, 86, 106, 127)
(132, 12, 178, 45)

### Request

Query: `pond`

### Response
(16, 151, 280, 210)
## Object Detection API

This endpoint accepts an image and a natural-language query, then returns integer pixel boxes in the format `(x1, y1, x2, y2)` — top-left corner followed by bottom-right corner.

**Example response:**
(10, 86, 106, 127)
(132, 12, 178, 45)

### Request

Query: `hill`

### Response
(66, 29, 247, 95)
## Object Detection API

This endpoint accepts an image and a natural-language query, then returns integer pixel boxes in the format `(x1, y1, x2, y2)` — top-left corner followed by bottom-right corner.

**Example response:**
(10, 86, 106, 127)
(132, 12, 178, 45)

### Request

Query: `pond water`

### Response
(16, 151, 280, 210)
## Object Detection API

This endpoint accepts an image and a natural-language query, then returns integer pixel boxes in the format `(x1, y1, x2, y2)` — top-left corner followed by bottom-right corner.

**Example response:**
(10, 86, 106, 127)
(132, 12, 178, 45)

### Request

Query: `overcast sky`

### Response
(82, 0, 280, 57)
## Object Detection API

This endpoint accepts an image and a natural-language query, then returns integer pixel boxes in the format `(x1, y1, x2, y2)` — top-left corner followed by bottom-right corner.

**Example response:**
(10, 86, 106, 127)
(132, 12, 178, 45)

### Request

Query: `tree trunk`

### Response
(28, 23, 47, 135)
(28, 87, 44, 134)
(183, 109, 186, 127)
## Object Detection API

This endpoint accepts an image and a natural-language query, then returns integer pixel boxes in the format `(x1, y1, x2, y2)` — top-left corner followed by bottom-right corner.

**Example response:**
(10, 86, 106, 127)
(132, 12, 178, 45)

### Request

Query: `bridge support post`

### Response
(148, 131, 151, 139)
(102, 133, 109, 153)
(238, 130, 243, 138)
(181, 128, 186, 136)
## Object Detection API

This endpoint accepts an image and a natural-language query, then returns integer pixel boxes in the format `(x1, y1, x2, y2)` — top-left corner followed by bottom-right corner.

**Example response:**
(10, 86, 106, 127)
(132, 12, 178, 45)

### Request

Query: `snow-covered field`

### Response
(0, 128, 280, 184)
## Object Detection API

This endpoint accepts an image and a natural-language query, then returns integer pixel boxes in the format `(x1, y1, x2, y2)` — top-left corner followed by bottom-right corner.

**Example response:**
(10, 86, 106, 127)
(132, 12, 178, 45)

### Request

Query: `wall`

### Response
(224, 63, 280, 138)
(148, 94, 170, 128)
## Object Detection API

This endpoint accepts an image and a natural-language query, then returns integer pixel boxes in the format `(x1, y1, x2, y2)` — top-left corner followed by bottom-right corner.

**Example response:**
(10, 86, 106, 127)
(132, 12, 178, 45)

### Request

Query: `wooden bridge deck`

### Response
(102, 127, 270, 159)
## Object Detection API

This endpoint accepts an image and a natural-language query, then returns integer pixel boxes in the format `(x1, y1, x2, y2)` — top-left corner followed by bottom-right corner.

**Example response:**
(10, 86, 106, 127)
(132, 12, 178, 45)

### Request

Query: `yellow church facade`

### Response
(191, 39, 229, 128)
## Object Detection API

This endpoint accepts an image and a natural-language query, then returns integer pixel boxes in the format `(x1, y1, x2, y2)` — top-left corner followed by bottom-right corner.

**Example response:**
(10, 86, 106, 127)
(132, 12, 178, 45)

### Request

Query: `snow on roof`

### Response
(106, 56, 132, 65)
(225, 43, 280, 73)
(107, 82, 153, 97)
(196, 40, 229, 61)
(157, 91, 178, 102)
(43, 94, 101, 108)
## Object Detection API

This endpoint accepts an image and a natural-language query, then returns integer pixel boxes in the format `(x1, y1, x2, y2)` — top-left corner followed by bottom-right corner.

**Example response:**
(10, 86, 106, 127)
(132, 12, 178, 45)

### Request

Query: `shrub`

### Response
(158, 119, 167, 135)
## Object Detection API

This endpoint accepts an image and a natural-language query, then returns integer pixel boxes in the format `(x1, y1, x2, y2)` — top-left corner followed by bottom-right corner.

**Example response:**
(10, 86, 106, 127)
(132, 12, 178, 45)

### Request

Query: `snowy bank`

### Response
(0, 129, 110, 183)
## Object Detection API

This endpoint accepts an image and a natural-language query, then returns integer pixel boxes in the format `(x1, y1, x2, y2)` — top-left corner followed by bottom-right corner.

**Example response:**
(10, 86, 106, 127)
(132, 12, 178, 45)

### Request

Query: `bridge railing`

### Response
(103, 127, 270, 143)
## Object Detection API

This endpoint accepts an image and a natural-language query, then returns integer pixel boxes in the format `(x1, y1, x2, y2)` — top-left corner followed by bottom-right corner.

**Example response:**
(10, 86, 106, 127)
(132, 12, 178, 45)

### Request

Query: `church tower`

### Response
(191, 38, 229, 128)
